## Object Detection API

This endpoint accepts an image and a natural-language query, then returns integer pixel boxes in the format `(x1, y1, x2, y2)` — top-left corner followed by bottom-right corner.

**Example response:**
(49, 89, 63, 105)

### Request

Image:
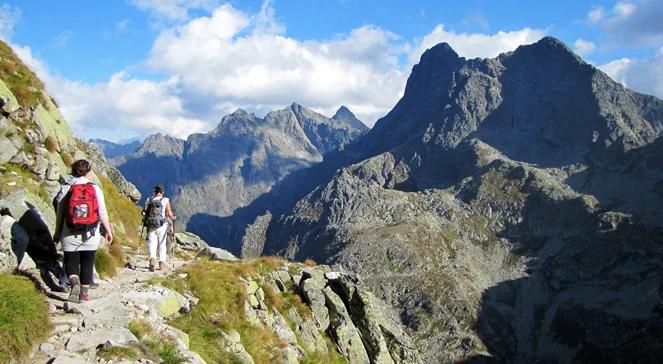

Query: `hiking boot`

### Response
(149, 258, 156, 272)
(159, 261, 166, 271)
(80, 287, 90, 301)
(68, 276, 81, 303)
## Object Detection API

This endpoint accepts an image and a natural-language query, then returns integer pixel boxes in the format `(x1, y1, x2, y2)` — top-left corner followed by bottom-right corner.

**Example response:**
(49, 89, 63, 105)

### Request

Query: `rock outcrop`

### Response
(114, 104, 368, 252)
(239, 262, 420, 364)
(234, 37, 663, 362)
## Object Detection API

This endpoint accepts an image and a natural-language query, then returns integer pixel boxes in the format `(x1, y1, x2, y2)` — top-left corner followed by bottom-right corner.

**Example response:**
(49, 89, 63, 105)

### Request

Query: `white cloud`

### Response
(587, 7, 605, 23)
(0, 3, 21, 40)
(147, 4, 408, 126)
(614, 1, 636, 17)
(600, 48, 663, 98)
(410, 24, 546, 62)
(53, 72, 207, 140)
(574, 38, 597, 56)
(6, 2, 549, 140)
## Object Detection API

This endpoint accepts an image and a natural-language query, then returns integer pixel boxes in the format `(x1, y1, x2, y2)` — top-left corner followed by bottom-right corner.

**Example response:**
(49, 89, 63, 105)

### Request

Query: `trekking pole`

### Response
(137, 224, 145, 254)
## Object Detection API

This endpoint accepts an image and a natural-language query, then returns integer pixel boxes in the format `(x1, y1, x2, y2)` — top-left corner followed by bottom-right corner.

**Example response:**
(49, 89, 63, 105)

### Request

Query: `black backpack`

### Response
(143, 197, 165, 229)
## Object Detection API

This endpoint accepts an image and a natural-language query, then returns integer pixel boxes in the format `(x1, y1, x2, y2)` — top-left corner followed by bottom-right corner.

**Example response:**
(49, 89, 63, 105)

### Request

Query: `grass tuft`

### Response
(129, 320, 186, 364)
(164, 260, 286, 364)
(303, 259, 317, 267)
(61, 151, 74, 167)
(96, 345, 141, 361)
(0, 274, 51, 363)
(0, 40, 47, 108)
(94, 248, 119, 278)
(44, 136, 58, 153)
(99, 175, 142, 251)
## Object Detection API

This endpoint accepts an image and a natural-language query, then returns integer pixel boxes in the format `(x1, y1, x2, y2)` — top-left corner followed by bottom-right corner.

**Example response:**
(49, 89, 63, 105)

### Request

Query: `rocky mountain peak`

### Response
(136, 132, 184, 158)
(332, 105, 353, 119)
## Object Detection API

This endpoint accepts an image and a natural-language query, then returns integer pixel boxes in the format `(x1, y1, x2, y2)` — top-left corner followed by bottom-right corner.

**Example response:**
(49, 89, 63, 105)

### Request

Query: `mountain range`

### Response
(110, 103, 368, 249)
(93, 36, 663, 362)
(202, 37, 663, 362)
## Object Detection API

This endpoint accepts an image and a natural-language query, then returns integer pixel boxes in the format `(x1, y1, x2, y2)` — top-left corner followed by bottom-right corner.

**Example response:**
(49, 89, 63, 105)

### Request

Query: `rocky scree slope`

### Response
(113, 103, 367, 251)
(32, 232, 420, 364)
(237, 37, 663, 362)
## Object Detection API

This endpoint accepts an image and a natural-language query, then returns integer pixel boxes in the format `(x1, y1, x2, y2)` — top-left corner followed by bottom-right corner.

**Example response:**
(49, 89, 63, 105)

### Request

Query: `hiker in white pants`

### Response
(143, 185, 176, 271)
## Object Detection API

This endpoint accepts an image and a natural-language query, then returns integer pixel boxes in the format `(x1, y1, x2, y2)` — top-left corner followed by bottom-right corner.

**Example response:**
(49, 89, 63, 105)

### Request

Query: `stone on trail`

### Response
(70, 295, 131, 328)
(196, 246, 237, 261)
(174, 231, 209, 251)
(65, 327, 137, 352)
(123, 287, 187, 318)
(50, 355, 95, 364)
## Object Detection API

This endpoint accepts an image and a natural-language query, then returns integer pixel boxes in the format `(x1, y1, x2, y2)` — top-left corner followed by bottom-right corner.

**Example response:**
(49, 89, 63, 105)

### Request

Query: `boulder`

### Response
(73, 295, 131, 328)
(300, 276, 330, 331)
(123, 287, 187, 318)
(50, 355, 94, 364)
(196, 246, 237, 261)
(175, 231, 209, 251)
(0, 131, 19, 164)
(322, 286, 370, 364)
(0, 79, 19, 114)
(65, 327, 137, 352)
(287, 307, 328, 354)
(221, 330, 255, 364)
(337, 275, 421, 364)
(0, 215, 30, 273)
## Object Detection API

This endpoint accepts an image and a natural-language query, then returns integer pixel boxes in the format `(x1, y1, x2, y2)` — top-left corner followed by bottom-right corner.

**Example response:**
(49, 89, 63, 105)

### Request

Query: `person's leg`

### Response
(147, 230, 158, 271)
(63, 251, 81, 303)
(156, 225, 168, 269)
(78, 250, 96, 301)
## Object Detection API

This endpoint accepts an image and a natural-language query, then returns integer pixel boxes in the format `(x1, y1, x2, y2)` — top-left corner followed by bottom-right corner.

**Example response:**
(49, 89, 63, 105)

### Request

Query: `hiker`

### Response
(142, 185, 176, 271)
(53, 159, 113, 303)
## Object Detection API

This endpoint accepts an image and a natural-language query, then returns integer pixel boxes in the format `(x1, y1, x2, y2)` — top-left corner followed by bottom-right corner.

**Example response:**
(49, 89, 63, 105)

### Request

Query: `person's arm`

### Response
(95, 185, 113, 244)
(165, 201, 176, 220)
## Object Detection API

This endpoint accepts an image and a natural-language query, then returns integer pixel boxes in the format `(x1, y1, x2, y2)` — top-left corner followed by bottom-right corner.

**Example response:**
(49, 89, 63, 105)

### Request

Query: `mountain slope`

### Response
(114, 104, 367, 250)
(237, 37, 663, 362)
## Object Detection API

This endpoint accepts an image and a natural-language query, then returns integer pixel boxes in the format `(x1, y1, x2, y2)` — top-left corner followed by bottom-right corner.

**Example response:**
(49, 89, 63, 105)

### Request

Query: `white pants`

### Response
(147, 224, 168, 262)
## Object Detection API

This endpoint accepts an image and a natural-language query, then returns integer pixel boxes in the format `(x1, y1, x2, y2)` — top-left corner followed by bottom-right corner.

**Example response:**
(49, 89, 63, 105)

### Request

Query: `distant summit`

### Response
(90, 138, 142, 160)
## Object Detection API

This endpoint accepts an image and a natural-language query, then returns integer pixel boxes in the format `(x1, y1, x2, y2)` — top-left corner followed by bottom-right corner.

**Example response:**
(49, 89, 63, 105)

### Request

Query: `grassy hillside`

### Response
(0, 274, 51, 363)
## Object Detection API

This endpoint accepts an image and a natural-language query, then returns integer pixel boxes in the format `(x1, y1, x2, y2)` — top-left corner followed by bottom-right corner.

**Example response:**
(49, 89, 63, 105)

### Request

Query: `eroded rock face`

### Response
(239, 263, 421, 364)
(114, 104, 367, 252)
(237, 37, 663, 362)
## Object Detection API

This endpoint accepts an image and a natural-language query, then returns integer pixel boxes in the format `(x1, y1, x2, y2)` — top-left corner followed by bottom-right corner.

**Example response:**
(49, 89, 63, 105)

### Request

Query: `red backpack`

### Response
(65, 183, 100, 230)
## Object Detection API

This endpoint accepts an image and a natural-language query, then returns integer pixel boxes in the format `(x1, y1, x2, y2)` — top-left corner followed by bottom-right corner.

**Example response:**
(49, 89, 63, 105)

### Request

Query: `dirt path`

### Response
(30, 253, 203, 364)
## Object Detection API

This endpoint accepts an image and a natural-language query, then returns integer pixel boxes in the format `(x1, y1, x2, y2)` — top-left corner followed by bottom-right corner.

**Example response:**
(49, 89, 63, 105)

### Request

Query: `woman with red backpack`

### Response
(53, 159, 113, 303)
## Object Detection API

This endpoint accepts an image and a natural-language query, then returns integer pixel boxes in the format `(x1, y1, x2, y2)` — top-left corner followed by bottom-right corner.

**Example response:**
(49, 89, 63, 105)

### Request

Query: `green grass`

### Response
(94, 248, 119, 279)
(0, 40, 47, 108)
(96, 345, 141, 361)
(301, 338, 348, 364)
(0, 274, 51, 363)
(99, 175, 142, 251)
(129, 320, 186, 364)
(164, 259, 287, 364)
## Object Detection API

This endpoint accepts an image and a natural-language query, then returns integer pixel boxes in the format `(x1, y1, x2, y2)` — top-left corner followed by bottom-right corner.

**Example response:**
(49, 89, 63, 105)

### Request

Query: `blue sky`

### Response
(2, 0, 662, 141)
